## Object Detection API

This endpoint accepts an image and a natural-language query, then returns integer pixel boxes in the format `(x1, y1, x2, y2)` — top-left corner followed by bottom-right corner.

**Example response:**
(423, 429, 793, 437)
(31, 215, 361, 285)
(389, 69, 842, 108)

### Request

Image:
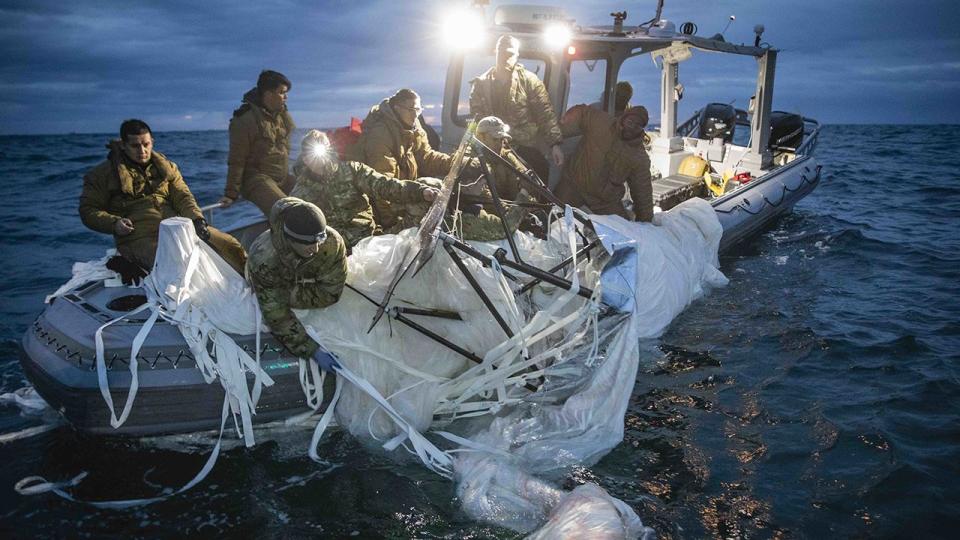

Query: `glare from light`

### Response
(567, 45, 577, 56)
(310, 142, 330, 160)
(543, 24, 572, 49)
(441, 10, 486, 50)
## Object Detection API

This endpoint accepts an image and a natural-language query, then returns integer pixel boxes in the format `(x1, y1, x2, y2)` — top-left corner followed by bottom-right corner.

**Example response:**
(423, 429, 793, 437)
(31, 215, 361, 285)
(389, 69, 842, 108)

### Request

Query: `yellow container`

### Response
(678, 155, 710, 178)
(705, 172, 728, 197)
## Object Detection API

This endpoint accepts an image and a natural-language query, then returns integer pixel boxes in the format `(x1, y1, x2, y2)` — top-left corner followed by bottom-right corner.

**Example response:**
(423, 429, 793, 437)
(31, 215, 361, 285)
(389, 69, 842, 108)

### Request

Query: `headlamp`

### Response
(309, 141, 331, 160)
(283, 224, 327, 245)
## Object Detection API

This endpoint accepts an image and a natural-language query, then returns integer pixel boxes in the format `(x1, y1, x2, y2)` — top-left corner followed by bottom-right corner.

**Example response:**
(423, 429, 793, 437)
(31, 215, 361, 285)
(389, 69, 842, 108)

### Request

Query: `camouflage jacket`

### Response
(246, 198, 347, 358)
(560, 104, 653, 222)
(467, 143, 528, 202)
(224, 88, 296, 199)
(79, 142, 203, 249)
(352, 99, 453, 229)
(415, 176, 531, 243)
(469, 64, 563, 148)
(291, 160, 428, 248)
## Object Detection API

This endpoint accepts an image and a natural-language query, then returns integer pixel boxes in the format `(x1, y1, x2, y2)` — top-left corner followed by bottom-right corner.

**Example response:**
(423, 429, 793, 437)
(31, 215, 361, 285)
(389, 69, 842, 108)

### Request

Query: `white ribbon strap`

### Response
(94, 302, 156, 429)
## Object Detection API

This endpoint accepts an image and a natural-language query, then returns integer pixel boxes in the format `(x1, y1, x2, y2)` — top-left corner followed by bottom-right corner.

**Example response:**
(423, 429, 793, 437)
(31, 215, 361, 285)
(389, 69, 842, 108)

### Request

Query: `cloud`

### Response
(1, 0, 959, 133)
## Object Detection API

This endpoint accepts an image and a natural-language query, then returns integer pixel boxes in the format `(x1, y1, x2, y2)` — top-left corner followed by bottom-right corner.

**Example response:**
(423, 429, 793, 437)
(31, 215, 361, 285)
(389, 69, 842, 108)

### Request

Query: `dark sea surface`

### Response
(1, 125, 958, 538)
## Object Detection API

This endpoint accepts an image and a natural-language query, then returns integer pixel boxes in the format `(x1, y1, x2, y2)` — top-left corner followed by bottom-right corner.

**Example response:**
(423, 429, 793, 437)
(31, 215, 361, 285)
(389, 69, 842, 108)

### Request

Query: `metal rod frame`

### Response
(345, 283, 537, 393)
(517, 238, 601, 295)
(443, 243, 514, 339)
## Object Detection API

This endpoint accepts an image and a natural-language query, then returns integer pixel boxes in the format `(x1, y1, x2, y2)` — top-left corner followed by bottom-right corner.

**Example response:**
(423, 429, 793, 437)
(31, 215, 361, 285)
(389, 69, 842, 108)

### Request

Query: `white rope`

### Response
(89, 220, 273, 448)
(94, 302, 156, 428)
(308, 373, 343, 463)
(299, 358, 326, 410)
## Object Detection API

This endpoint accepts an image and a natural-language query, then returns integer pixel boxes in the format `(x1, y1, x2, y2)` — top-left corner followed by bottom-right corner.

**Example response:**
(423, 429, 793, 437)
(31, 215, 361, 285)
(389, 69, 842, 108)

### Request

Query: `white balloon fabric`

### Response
(299, 198, 725, 538)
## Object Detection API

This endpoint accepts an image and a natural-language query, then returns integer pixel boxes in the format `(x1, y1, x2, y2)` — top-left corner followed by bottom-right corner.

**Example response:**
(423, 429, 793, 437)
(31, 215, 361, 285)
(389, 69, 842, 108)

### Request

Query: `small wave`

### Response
(13, 154, 53, 163)
(817, 228, 909, 254)
(201, 150, 227, 159)
(40, 169, 87, 183)
(872, 148, 908, 158)
(859, 334, 929, 356)
(655, 344, 721, 374)
(65, 154, 103, 164)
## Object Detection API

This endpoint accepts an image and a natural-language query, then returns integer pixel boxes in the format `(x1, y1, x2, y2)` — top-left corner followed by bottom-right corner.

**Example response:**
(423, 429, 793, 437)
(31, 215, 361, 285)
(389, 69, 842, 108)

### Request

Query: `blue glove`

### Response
(311, 349, 341, 373)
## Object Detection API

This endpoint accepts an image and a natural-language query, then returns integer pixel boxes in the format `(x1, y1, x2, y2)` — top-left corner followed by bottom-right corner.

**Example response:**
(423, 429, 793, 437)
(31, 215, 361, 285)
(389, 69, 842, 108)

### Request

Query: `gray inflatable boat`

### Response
(19, 215, 336, 437)
(19, 110, 821, 438)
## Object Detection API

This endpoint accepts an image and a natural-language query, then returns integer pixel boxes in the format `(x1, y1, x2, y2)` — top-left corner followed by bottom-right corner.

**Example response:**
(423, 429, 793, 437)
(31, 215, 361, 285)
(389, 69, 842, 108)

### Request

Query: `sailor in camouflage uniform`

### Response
(447, 116, 534, 242)
(245, 197, 346, 370)
(292, 130, 439, 249)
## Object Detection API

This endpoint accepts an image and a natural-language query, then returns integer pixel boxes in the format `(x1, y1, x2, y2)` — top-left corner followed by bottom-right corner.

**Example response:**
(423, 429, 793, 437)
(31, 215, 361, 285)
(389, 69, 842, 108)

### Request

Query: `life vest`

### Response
(330, 117, 363, 160)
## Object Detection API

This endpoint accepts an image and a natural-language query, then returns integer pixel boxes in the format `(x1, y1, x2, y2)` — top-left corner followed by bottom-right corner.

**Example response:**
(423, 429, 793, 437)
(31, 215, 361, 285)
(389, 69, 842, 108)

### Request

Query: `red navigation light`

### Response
(566, 45, 577, 56)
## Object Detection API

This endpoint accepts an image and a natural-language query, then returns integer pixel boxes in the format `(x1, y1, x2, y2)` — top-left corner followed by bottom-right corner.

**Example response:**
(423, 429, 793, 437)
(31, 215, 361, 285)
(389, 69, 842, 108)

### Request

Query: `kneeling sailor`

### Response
(246, 198, 347, 371)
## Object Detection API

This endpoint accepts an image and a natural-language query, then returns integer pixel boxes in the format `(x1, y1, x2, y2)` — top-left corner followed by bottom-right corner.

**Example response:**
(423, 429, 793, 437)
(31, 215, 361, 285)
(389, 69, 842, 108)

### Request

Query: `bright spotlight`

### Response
(441, 10, 486, 50)
(543, 24, 572, 49)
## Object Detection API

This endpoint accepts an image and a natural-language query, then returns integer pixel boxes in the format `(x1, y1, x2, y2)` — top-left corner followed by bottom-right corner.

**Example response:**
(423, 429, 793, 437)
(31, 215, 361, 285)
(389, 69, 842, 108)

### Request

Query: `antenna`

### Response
(638, 0, 665, 29)
(720, 15, 735, 36)
(653, 0, 664, 25)
(710, 14, 735, 42)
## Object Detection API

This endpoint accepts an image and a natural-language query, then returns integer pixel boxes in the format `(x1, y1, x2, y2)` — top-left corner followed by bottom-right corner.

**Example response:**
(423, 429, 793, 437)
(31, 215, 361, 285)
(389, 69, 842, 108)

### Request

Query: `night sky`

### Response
(1, 0, 957, 135)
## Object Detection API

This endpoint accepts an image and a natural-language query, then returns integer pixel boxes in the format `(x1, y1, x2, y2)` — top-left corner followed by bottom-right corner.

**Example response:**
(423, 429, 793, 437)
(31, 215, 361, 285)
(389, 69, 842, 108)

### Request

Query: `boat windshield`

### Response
(567, 56, 609, 112)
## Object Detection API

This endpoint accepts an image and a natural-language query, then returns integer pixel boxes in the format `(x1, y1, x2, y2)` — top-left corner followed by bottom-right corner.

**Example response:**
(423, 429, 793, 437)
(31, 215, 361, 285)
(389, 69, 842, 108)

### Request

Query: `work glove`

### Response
(311, 348, 342, 373)
(106, 255, 149, 286)
(193, 218, 211, 241)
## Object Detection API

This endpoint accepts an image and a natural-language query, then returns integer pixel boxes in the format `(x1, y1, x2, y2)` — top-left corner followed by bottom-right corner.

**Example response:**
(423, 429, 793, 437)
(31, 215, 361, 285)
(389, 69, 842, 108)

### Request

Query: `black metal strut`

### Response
(517, 238, 602, 295)
(443, 243, 514, 339)
(345, 283, 538, 393)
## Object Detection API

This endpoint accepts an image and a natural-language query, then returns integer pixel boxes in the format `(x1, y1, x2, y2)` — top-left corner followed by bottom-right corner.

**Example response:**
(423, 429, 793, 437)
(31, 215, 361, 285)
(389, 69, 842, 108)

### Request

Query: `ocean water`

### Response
(1, 125, 958, 537)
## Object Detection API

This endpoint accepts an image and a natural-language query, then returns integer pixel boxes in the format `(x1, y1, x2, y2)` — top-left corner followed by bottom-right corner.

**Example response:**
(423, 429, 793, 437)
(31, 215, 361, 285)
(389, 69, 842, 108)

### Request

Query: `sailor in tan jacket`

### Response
(353, 88, 454, 230)
(79, 119, 247, 273)
(554, 105, 653, 222)
(219, 70, 296, 216)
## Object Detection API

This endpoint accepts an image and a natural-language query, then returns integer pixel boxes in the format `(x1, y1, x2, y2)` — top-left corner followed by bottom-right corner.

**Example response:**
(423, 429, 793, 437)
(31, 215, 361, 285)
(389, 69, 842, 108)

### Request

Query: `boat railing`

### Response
(795, 117, 820, 157)
(676, 108, 703, 137)
(676, 107, 751, 138)
(200, 202, 224, 226)
(678, 108, 820, 157)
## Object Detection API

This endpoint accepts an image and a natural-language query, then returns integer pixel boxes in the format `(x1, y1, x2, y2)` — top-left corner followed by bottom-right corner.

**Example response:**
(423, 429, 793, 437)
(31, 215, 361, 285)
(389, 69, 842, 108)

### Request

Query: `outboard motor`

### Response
(769, 111, 804, 150)
(697, 103, 736, 143)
